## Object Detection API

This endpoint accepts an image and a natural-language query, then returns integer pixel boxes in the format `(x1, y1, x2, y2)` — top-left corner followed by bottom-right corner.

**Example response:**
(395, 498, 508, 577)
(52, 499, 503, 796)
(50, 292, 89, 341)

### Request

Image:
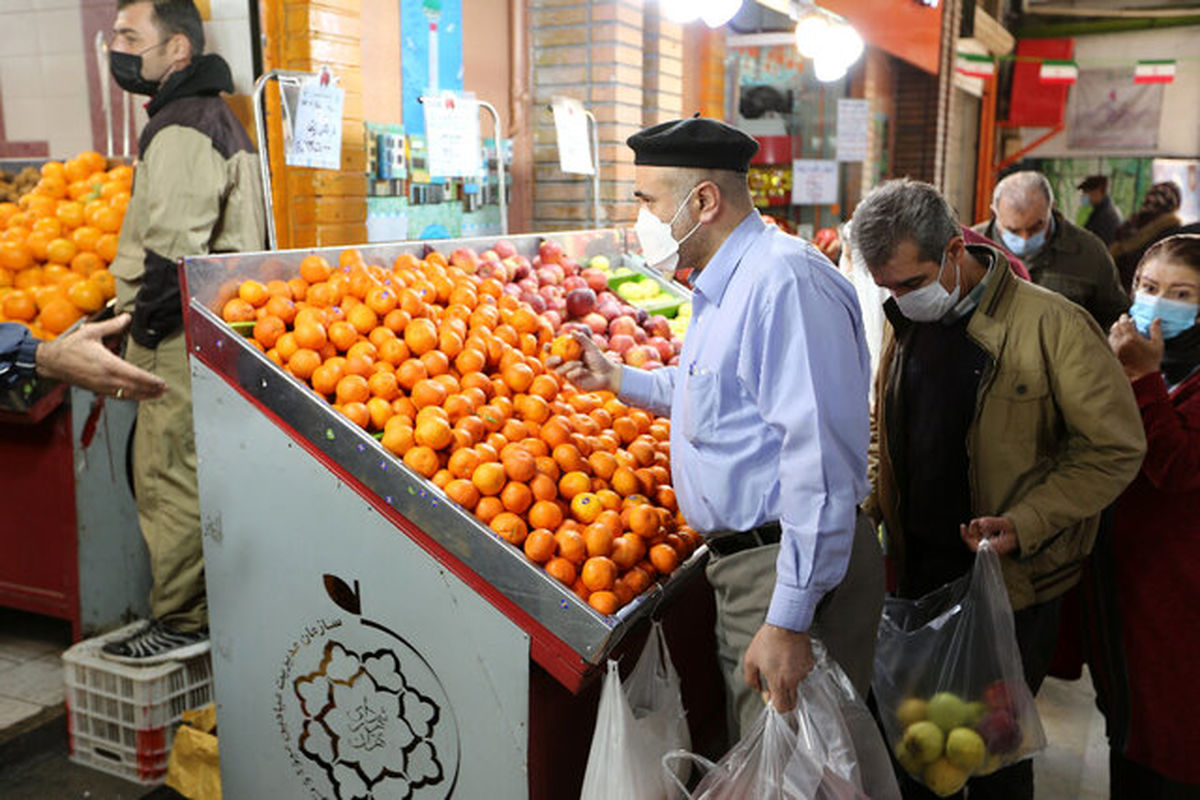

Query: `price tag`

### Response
(836, 99, 870, 163)
(552, 96, 594, 175)
(285, 70, 345, 170)
(423, 91, 483, 178)
(791, 160, 839, 205)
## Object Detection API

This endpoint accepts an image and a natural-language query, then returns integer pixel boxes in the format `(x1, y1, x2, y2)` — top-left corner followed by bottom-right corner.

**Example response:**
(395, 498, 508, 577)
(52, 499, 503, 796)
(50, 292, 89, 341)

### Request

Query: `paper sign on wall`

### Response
(552, 96, 594, 175)
(791, 160, 839, 205)
(285, 71, 345, 170)
(836, 99, 870, 162)
(423, 91, 483, 178)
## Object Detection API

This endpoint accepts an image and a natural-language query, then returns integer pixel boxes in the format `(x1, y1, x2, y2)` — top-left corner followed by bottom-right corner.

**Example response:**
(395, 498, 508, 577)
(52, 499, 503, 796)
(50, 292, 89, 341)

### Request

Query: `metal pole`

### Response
(253, 69, 315, 250)
(477, 100, 507, 235)
(584, 109, 599, 230)
(94, 32, 113, 158)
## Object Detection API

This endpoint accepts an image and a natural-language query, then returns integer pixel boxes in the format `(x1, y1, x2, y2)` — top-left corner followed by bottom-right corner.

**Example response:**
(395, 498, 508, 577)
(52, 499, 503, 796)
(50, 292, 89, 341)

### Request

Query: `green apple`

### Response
(588, 255, 610, 271)
(901, 720, 945, 765)
(927, 692, 971, 733)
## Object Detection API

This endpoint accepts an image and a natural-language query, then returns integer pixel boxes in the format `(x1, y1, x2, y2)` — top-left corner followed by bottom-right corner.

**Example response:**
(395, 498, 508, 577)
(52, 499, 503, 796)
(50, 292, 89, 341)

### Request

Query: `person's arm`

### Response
(130, 127, 225, 347)
(0, 322, 40, 387)
(1129, 372, 1200, 492)
(617, 363, 676, 418)
(35, 314, 167, 400)
(1003, 308, 1146, 555)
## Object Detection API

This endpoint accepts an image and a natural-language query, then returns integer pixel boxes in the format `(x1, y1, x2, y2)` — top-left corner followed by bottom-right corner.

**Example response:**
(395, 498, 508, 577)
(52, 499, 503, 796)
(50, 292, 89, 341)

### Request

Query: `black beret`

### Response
(626, 117, 759, 173)
(1077, 175, 1108, 192)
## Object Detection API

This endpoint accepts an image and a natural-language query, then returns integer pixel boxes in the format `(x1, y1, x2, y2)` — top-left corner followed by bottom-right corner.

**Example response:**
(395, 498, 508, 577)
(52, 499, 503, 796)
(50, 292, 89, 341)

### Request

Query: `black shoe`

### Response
(100, 620, 210, 665)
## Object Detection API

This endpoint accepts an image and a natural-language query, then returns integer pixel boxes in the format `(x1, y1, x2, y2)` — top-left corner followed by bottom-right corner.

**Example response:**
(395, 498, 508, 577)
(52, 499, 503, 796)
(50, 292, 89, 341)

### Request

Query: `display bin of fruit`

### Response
(872, 543, 1047, 796)
(180, 231, 722, 798)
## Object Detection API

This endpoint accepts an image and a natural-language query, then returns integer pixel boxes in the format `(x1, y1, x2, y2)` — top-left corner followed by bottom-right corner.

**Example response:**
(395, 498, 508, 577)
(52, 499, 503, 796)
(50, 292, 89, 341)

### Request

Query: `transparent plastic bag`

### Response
(580, 622, 690, 800)
(664, 642, 901, 800)
(872, 541, 1047, 796)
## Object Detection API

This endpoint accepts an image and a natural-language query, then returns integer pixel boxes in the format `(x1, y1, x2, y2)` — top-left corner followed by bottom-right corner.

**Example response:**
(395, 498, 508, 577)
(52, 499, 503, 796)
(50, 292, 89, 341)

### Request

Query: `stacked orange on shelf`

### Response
(0, 152, 128, 338)
(224, 245, 699, 615)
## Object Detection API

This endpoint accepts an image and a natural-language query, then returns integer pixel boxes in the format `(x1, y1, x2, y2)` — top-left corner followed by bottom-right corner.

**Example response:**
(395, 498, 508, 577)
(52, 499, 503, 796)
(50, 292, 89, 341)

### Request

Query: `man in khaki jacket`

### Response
(102, 0, 265, 663)
(851, 180, 1145, 800)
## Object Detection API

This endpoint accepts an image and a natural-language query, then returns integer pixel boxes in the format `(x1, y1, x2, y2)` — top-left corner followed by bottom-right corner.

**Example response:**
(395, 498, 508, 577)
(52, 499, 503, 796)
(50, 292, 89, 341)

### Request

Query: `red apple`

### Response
(609, 334, 635, 355)
(492, 240, 517, 259)
(667, 355, 680, 366)
(591, 333, 608, 350)
(562, 276, 587, 293)
(542, 310, 563, 331)
(537, 267, 560, 287)
(502, 283, 521, 298)
(450, 247, 479, 270)
(647, 336, 673, 362)
(581, 268, 608, 293)
(520, 291, 547, 314)
(582, 312, 608, 335)
(609, 316, 638, 337)
(645, 315, 671, 339)
(566, 287, 598, 318)
(561, 258, 580, 277)
(517, 277, 539, 293)
(624, 346, 653, 367)
(632, 328, 647, 344)
(509, 259, 532, 282)
(539, 240, 565, 266)
(479, 249, 499, 262)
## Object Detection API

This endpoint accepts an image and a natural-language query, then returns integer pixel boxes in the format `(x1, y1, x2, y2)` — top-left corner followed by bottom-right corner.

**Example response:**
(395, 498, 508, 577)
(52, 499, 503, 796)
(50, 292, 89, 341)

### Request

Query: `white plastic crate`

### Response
(62, 622, 213, 785)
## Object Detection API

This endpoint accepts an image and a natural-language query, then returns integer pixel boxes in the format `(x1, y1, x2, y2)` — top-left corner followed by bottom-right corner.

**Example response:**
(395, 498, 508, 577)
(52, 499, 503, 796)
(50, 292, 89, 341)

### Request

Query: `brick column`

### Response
(530, 0, 683, 232)
(261, 0, 367, 248)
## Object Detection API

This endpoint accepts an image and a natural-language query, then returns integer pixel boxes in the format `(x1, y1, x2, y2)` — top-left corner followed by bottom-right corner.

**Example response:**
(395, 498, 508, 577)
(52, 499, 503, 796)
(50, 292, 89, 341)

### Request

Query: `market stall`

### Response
(183, 230, 723, 799)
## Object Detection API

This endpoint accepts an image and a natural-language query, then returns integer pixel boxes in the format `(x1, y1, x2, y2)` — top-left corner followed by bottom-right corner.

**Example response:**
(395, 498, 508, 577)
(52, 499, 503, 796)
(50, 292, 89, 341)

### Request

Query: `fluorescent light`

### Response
(700, 0, 742, 28)
(793, 13, 828, 59)
(813, 57, 848, 82)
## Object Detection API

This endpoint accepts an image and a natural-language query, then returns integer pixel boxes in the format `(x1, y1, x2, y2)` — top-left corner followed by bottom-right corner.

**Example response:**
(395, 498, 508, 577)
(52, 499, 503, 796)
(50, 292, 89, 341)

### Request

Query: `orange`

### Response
(581, 557, 618, 592)
(629, 504, 662, 538)
(490, 512, 528, 546)
(444, 478, 481, 510)
(524, 529, 557, 564)
(552, 443, 586, 473)
(649, 543, 679, 575)
(556, 470, 589, 501)
(588, 590, 619, 615)
(2, 291, 36, 322)
(414, 415, 453, 450)
(529, 473, 558, 503)
(335, 374, 370, 405)
(365, 286, 398, 316)
(611, 467, 640, 497)
(65, 280, 104, 313)
(475, 496, 504, 524)
(299, 254, 332, 284)
(411, 378, 448, 410)
(447, 448, 482, 480)
(56, 201, 85, 229)
(610, 535, 641, 571)
(554, 528, 588, 566)
(381, 419, 415, 456)
(264, 294, 297, 324)
(549, 334, 583, 362)
(499, 482, 533, 515)
(236, 280, 269, 308)
(471, 462, 507, 496)
(419, 349, 450, 377)
(95, 233, 119, 263)
(347, 303, 378, 335)
(583, 524, 614, 558)
(500, 447, 537, 483)
(623, 566, 652, 595)
(396, 358, 428, 390)
(403, 445, 440, 478)
(404, 317, 438, 355)
(544, 557, 577, 586)
(367, 370, 399, 401)
(339, 402, 370, 429)
(570, 492, 602, 524)
(39, 298, 83, 334)
(287, 348, 322, 380)
(69, 251, 104, 276)
(503, 361, 534, 393)
(526, 499, 562, 531)
(253, 315, 286, 349)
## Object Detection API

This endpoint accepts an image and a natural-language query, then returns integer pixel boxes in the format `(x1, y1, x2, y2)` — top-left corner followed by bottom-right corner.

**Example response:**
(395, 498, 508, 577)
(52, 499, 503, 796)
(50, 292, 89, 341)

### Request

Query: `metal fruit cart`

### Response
(182, 229, 724, 799)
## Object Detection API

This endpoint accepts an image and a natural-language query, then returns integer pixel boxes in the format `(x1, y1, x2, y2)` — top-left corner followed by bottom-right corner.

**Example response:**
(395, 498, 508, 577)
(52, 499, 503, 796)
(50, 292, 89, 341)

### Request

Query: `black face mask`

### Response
(110, 46, 163, 96)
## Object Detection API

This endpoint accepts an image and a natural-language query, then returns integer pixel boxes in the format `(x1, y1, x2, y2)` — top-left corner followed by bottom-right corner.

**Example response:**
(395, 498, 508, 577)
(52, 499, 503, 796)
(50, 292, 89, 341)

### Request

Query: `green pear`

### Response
(927, 691, 971, 732)
(923, 757, 969, 797)
(901, 720, 945, 765)
(896, 697, 929, 728)
(945, 727, 986, 773)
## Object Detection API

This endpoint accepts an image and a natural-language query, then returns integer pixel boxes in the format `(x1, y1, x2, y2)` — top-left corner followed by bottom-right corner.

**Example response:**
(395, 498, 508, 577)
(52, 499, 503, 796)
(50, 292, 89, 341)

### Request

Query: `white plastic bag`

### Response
(872, 541, 1047, 796)
(580, 621, 690, 800)
(664, 642, 901, 800)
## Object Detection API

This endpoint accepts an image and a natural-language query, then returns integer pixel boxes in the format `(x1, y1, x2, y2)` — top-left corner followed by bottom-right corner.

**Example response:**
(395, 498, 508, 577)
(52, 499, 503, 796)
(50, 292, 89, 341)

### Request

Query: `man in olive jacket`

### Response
(852, 180, 1145, 800)
(974, 170, 1128, 330)
(103, 0, 266, 663)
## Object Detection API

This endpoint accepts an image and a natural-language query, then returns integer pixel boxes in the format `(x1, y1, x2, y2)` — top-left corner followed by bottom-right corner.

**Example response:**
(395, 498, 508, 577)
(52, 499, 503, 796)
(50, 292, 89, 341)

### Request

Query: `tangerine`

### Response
(581, 557, 618, 592)
(544, 557, 576, 586)
(524, 529, 557, 563)
(403, 445, 440, 478)
(490, 512, 528, 546)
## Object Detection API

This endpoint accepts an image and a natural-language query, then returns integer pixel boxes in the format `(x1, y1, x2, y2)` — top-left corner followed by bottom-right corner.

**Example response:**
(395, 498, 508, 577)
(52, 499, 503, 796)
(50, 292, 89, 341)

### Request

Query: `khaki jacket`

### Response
(864, 247, 1146, 610)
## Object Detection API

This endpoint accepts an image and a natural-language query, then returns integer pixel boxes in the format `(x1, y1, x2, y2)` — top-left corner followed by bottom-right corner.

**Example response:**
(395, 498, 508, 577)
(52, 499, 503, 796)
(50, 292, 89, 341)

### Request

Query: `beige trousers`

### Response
(705, 509, 885, 739)
(126, 330, 207, 631)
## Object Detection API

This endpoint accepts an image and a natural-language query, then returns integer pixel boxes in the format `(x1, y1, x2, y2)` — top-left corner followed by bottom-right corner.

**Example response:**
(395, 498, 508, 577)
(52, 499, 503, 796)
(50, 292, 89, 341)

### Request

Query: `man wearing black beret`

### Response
(555, 117, 884, 738)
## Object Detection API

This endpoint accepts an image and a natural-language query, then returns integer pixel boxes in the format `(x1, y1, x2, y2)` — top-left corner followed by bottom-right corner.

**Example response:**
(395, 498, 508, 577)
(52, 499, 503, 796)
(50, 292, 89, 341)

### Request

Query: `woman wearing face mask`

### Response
(1087, 233, 1200, 798)
(1109, 181, 1183, 294)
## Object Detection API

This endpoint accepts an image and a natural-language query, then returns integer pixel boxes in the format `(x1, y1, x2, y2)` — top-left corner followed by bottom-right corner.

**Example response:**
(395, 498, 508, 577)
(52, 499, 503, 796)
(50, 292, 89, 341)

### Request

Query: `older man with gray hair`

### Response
(975, 170, 1128, 329)
(853, 178, 1145, 800)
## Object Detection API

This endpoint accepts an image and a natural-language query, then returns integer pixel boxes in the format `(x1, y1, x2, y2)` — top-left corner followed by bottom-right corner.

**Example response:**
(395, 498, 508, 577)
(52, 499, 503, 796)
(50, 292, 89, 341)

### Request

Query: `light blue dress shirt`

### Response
(620, 213, 871, 632)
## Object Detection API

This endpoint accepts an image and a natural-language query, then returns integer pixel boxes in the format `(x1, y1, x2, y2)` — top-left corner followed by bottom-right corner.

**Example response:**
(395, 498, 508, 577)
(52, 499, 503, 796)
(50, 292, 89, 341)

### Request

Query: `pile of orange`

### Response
(0, 152, 126, 338)
(224, 247, 699, 615)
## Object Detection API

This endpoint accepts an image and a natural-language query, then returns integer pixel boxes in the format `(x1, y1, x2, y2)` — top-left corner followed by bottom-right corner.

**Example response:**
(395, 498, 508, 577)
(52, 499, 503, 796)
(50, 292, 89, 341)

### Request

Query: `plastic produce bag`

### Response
(580, 621, 690, 800)
(664, 642, 901, 800)
(872, 541, 1047, 796)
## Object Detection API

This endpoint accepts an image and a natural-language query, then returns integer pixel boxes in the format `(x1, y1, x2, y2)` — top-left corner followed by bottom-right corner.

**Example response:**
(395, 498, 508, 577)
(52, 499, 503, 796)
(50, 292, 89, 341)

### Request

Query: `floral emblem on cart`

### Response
(295, 641, 445, 799)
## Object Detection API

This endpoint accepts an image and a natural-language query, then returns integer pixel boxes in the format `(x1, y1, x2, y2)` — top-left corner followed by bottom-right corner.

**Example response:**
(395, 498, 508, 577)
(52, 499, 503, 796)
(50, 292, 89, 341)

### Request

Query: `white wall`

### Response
(1018, 25, 1200, 158)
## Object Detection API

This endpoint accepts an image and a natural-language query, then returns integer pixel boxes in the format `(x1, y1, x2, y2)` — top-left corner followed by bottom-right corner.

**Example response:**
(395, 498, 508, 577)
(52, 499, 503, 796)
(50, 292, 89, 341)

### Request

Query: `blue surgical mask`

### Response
(1129, 291, 1200, 339)
(999, 225, 1048, 258)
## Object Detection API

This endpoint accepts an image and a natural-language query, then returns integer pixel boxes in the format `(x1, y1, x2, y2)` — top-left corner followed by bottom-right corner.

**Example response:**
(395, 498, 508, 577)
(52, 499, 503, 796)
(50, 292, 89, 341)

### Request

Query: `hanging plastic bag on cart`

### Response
(662, 641, 901, 800)
(872, 540, 1047, 796)
(580, 621, 690, 800)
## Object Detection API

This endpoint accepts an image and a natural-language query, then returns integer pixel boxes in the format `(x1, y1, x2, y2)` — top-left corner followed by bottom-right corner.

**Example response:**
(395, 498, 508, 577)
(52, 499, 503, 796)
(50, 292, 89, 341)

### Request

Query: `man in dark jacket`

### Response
(101, 0, 266, 663)
(976, 171, 1128, 330)
(1078, 175, 1122, 246)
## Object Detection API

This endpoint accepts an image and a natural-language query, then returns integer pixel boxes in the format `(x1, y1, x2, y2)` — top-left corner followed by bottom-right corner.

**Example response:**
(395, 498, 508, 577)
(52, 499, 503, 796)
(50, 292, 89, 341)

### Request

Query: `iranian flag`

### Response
(956, 52, 996, 79)
(1039, 59, 1078, 84)
(1134, 60, 1176, 84)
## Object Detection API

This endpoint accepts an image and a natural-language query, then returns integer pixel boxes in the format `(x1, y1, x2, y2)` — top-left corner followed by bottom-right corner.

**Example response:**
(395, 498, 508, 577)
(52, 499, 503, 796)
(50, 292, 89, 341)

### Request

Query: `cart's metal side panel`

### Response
(194, 363, 529, 800)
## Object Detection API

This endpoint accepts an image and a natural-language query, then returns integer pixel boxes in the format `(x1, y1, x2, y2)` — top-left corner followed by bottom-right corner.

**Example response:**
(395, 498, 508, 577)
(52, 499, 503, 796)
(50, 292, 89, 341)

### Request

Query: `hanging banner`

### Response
(1134, 60, 1176, 85)
(423, 91, 482, 178)
(401, 0, 463, 136)
(1039, 59, 1079, 85)
(955, 52, 995, 79)
(1068, 68, 1163, 150)
(791, 159, 839, 205)
(835, 99, 870, 163)
(551, 96, 594, 176)
(285, 71, 344, 170)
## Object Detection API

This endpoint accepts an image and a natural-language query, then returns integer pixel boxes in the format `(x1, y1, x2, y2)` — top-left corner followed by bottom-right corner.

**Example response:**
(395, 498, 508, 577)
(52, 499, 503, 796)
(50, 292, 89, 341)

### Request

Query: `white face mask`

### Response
(634, 186, 702, 276)
(893, 250, 961, 322)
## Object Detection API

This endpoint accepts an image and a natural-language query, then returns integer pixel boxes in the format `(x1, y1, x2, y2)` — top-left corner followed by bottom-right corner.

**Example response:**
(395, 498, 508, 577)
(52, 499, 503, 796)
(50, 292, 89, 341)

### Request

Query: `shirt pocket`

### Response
(680, 368, 719, 444)
(988, 368, 1051, 443)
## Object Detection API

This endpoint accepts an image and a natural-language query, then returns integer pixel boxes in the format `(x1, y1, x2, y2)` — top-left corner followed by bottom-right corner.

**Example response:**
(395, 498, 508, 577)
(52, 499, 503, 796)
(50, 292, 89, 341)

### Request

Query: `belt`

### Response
(705, 521, 782, 557)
